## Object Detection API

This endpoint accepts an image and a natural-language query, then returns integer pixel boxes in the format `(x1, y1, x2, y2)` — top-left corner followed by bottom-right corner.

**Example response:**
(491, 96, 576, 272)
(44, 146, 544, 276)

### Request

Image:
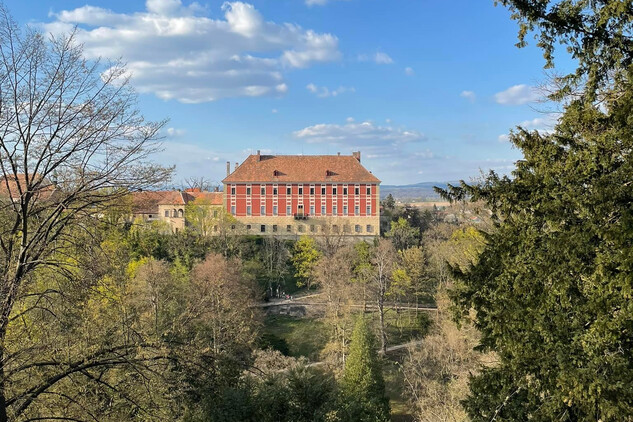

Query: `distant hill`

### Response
(380, 181, 456, 202)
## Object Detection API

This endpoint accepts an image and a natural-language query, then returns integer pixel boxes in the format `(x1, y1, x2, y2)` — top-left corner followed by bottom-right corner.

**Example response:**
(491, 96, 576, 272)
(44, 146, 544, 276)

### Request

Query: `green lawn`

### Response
(370, 309, 433, 346)
(383, 359, 415, 422)
(260, 314, 329, 361)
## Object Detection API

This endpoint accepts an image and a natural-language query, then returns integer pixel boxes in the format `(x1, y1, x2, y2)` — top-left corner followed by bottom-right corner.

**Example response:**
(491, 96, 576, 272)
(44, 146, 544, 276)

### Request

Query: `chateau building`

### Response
(222, 151, 380, 238)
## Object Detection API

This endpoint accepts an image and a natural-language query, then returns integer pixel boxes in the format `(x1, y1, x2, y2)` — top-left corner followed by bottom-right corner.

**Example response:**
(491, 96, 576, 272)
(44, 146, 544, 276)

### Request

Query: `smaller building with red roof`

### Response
(131, 188, 223, 232)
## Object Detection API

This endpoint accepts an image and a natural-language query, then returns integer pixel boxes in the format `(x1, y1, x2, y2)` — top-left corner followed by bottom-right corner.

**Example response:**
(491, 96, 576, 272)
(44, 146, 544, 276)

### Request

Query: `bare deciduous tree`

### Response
(315, 246, 354, 369)
(262, 237, 289, 298)
(369, 239, 397, 355)
(183, 177, 217, 192)
(0, 8, 170, 420)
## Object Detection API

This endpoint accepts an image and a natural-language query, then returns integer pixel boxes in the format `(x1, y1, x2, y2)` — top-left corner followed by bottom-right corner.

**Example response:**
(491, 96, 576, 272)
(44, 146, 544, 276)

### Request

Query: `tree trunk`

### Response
(363, 285, 367, 313)
(0, 341, 7, 422)
(378, 293, 387, 355)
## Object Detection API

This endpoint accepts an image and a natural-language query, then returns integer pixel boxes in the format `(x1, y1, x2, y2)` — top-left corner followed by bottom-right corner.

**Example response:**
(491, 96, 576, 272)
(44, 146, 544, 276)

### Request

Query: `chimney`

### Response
(337, 152, 340, 156)
(257, 150, 261, 161)
(235, 162, 239, 172)
(226, 161, 231, 177)
(214, 186, 219, 192)
(352, 151, 361, 162)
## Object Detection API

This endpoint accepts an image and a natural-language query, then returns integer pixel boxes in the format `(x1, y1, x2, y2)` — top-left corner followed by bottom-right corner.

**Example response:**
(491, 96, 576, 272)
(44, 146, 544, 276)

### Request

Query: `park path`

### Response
(254, 293, 437, 312)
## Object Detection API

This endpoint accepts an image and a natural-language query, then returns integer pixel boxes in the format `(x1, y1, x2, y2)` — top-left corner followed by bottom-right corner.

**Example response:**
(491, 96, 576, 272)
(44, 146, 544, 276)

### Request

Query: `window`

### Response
(310, 187, 315, 195)
(246, 187, 251, 195)
(213, 210, 218, 218)
(261, 187, 266, 195)
(298, 225, 305, 232)
(321, 205, 326, 215)
(355, 206, 360, 216)
(246, 224, 252, 230)
(172, 209, 177, 217)
(286, 205, 292, 215)
(273, 225, 278, 232)
(366, 205, 371, 215)
(355, 224, 361, 233)
(260, 225, 266, 233)
(273, 205, 278, 216)
(247, 206, 251, 216)
(149, 215, 153, 219)
(344, 225, 351, 233)
(298, 187, 303, 195)
(261, 206, 266, 215)
(231, 224, 236, 230)
(213, 225, 218, 232)
(366, 225, 373, 233)
(231, 206, 236, 215)
(333, 187, 337, 195)
(273, 187, 278, 195)
(310, 205, 315, 215)
(343, 187, 348, 195)
(287, 186, 291, 195)
(332, 224, 339, 233)
(178, 209, 184, 217)
(310, 225, 316, 232)
(343, 205, 348, 216)
(286, 225, 292, 232)
(321, 186, 326, 195)
(355, 187, 360, 195)
(164, 210, 169, 217)
(333, 205, 338, 215)
(366, 186, 371, 195)
(231, 186, 236, 195)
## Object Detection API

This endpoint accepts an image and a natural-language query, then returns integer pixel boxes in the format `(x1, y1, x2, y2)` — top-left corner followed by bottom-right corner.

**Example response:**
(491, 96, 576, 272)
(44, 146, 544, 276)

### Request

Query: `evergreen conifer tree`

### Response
(340, 318, 390, 422)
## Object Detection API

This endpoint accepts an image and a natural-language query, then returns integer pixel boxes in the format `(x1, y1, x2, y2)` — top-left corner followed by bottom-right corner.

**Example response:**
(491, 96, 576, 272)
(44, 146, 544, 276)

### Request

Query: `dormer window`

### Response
(274, 170, 281, 177)
(326, 170, 335, 177)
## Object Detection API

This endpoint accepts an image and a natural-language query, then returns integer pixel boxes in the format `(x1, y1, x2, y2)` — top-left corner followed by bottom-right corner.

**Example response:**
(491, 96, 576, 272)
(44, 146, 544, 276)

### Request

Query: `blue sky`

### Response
(7, 0, 574, 185)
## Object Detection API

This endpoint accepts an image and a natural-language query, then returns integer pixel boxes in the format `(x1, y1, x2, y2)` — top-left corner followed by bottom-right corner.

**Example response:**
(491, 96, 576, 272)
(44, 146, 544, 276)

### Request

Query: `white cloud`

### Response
(271, 108, 278, 113)
(404, 67, 414, 76)
(499, 112, 561, 142)
(146, 0, 184, 15)
(306, 83, 355, 98)
(519, 113, 560, 130)
(305, 0, 350, 6)
(293, 119, 424, 145)
(43, 1, 341, 103)
(494, 84, 541, 105)
(460, 90, 476, 102)
(166, 127, 186, 137)
(358, 52, 393, 65)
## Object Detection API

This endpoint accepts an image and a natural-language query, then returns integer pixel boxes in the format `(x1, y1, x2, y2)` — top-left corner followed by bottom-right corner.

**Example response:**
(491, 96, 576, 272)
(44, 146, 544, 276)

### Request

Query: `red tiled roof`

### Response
(131, 190, 223, 214)
(159, 191, 186, 205)
(131, 191, 172, 214)
(185, 191, 223, 205)
(0, 174, 56, 201)
(222, 154, 380, 184)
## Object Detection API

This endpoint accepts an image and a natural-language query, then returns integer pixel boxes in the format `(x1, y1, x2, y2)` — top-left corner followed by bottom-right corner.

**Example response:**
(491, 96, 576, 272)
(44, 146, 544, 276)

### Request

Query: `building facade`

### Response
(222, 151, 380, 238)
(131, 188, 223, 232)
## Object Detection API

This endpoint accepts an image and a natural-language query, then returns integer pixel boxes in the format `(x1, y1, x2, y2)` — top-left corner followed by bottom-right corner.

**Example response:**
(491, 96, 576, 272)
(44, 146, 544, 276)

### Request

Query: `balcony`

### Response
(294, 213, 309, 220)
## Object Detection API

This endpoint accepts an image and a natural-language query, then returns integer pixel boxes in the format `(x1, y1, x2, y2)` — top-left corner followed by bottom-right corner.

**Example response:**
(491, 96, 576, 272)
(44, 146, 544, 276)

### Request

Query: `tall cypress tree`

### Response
(340, 317, 390, 422)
